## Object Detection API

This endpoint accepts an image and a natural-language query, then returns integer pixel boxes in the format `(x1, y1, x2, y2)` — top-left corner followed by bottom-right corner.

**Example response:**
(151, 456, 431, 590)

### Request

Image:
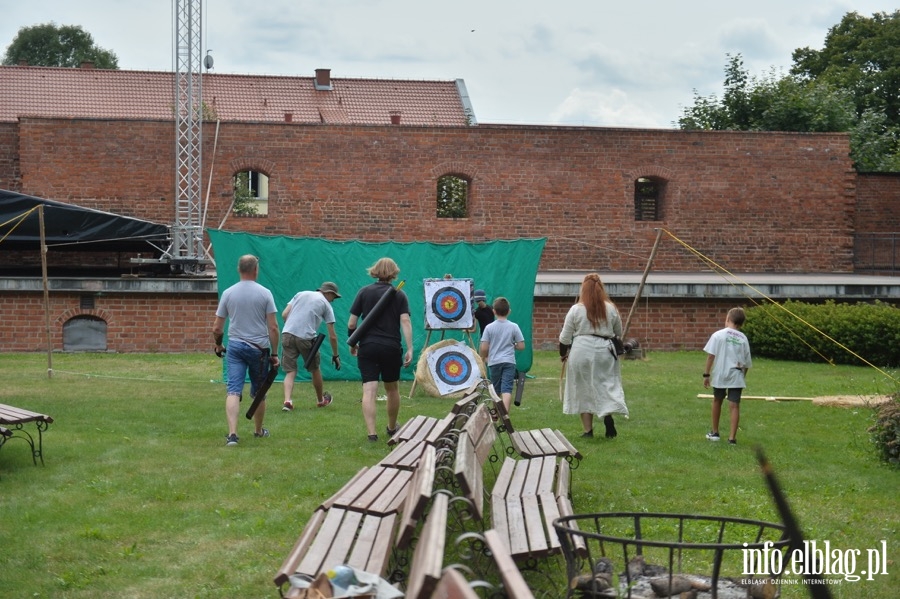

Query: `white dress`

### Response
(559, 302, 628, 418)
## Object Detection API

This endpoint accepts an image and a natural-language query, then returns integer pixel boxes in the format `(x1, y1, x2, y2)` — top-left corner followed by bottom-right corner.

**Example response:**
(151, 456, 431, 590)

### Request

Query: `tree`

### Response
(677, 52, 900, 171)
(791, 11, 900, 130)
(2, 23, 118, 69)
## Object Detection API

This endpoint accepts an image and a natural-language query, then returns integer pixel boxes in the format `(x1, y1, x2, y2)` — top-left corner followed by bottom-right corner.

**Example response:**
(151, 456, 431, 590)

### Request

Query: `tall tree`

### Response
(791, 11, 900, 130)
(2, 23, 118, 69)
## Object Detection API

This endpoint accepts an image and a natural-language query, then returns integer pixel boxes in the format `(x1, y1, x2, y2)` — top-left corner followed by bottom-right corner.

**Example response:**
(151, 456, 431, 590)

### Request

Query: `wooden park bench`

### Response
(452, 403, 499, 525)
(490, 455, 580, 561)
(274, 445, 437, 597)
(0, 403, 54, 466)
(484, 383, 582, 466)
(388, 388, 480, 448)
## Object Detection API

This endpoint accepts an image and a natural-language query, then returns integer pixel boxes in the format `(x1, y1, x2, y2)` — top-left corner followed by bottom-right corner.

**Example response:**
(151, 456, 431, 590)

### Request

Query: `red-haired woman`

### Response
(558, 273, 628, 438)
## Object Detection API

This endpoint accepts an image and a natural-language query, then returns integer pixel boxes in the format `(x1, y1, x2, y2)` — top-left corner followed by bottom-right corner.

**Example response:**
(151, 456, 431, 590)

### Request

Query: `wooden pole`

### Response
(39, 205, 52, 378)
(623, 227, 663, 339)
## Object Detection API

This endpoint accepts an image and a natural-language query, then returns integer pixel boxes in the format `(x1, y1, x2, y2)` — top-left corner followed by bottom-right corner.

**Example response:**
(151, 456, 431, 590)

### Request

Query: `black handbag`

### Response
(611, 336, 626, 356)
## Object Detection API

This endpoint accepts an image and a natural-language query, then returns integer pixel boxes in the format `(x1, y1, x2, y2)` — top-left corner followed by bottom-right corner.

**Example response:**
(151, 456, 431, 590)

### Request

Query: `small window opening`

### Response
(63, 315, 108, 352)
(634, 177, 664, 221)
(437, 175, 469, 218)
(233, 170, 269, 216)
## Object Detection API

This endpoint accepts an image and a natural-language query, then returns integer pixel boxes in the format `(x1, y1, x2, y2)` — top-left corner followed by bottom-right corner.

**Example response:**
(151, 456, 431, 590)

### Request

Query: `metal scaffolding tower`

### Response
(170, 0, 208, 272)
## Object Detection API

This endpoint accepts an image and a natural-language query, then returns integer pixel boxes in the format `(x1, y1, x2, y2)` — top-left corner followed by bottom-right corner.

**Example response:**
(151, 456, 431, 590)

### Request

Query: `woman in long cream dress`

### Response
(558, 273, 628, 438)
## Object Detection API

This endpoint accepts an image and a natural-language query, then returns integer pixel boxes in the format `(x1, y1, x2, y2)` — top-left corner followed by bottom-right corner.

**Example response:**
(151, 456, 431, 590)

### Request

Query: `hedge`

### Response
(743, 300, 900, 367)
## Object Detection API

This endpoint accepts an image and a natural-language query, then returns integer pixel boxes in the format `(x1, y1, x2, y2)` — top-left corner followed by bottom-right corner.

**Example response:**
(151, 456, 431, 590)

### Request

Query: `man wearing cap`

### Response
(470, 289, 495, 339)
(281, 282, 342, 410)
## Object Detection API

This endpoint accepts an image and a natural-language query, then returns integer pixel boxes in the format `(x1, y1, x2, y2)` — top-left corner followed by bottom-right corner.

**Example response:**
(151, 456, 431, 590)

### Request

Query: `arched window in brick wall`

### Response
(233, 170, 270, 216)
(634, 176, 665, 221)
(437, 174, 469, 218)
(63, 315, 107, 352)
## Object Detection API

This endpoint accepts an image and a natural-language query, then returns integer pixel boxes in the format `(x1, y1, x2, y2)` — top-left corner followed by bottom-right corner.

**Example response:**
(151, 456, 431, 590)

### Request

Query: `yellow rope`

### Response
(661, 228, 898, 385)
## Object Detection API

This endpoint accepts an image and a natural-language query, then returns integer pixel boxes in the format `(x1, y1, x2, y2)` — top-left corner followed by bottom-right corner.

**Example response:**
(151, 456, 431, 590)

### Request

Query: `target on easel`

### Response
(422, 340, 484, 396)
(424, 278, 473, 330)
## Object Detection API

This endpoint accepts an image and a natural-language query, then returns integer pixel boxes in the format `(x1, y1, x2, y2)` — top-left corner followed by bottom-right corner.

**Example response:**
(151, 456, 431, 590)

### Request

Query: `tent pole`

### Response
(39, 205, 52, 378)
(623, 227, 663, 339)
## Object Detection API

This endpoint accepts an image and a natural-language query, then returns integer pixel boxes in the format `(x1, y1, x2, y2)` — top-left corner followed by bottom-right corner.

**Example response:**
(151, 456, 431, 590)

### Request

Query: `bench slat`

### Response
(348, 512, 397, 575)
(397, 444, 437, 550)
(522, 494, 549, 555)
(295, 508, 361, 576)
(432, 567, 479, 599)
(405, 492, 449, 599)
(274, 509, 328, 587)
(0, 404, 54, 425)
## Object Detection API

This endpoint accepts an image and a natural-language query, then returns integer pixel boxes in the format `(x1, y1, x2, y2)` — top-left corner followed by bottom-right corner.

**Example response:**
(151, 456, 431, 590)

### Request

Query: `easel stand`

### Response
(408, 328, 478, 398)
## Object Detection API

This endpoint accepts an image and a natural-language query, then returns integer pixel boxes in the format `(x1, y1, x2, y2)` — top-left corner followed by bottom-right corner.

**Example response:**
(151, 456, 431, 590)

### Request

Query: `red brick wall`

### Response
(16, 118, 856, 273)
(0, 123, 20, 191)
(1, 289, 739, 353)
(0, 291, 217, 353)
(856, 173, 900, 233)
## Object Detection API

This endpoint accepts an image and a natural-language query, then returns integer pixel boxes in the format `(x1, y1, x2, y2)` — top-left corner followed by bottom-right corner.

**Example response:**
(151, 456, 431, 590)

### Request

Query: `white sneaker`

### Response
(706, 432, 720, 441)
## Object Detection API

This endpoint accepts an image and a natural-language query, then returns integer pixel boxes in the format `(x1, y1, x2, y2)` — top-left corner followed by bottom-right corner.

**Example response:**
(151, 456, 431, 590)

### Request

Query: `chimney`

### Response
(390, 111, 401, 125)
(284, 112, 293, 123)
(18, 59, 28, 66)
(80, 61, 95, 69)
(314, 68, 332, 91)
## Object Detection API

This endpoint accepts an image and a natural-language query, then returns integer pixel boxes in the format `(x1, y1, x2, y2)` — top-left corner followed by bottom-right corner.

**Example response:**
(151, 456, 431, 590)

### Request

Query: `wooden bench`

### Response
(0, 403, 53, 465)
(485, 384, 582, 465)
(388, 388, 480, 448)
(452, 403, 498, 524)
(404, 492, 449, 599)
(490, 455, 574, 560)
(274, 445, 437, 596)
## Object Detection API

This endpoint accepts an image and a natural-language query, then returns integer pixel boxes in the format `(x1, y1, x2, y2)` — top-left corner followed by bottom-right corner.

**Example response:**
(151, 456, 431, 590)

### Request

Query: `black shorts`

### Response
(357, 343, 402, 384)
(713, 387, 743, 404)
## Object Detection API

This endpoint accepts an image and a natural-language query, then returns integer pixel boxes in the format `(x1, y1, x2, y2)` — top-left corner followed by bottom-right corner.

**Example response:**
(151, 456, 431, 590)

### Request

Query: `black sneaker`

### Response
(225, 434, 239, 446)
(386, 426, 399, 438)
(253, 428, 270, 438)
(728, 438, 737, 445)
(367, 434, 379, 442)
(706, 432, 720, 441)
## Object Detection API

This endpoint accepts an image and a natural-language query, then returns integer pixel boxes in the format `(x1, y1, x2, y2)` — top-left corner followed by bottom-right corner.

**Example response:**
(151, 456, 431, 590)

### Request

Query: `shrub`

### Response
(743, 300, 900, 366)
(868, 396, 900, 468)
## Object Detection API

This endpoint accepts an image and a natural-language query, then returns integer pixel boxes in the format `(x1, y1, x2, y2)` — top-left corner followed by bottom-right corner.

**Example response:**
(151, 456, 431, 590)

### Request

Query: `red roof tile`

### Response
(0, 65, 472, 126)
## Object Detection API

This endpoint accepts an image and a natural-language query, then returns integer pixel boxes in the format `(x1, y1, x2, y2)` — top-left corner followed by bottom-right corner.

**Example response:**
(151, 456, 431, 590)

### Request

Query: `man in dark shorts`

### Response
(347, 257, 414, 441)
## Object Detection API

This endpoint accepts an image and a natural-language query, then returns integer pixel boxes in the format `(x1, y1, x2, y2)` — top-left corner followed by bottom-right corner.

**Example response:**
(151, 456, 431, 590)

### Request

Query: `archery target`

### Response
(424, 278, 474, 330)
(425, 342, 482, 396)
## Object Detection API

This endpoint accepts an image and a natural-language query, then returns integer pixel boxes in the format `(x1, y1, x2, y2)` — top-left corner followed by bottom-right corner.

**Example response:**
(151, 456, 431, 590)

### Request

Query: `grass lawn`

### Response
(0, 351, 896, 598)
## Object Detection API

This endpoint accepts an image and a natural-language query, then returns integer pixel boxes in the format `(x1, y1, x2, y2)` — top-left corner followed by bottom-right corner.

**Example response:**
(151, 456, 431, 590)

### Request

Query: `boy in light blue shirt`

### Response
(479, 297, 525, 411)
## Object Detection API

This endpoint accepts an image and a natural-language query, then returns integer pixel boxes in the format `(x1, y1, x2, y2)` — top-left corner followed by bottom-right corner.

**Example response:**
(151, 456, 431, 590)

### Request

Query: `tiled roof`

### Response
(0, 65, 472, 126)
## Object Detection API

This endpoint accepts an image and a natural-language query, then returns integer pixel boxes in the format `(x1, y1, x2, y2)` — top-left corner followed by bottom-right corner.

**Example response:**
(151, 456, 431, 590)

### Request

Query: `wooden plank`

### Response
(535, 456, 556, 496)
(522, 493, 548, 555)
(360, 469, 412, 516)
(521, 457, 544, 497)
(273, 509, 328, 587)
(406, 493, 449, 599)
(0, 404, 54, 425)
(319, 467, 369, 510)
(453, 430, 484, 521)
(295, 508, 359, 576)
(350, 513, 396, 576)
(484, 529, 536, 599)
(541, 491, 562, 551)
(556, 494, 588, 558)
(552, 429, 583, 460)
(397, 445, 437, 550)
(504, 494, 529, 555)
(425, 413, 456, 445)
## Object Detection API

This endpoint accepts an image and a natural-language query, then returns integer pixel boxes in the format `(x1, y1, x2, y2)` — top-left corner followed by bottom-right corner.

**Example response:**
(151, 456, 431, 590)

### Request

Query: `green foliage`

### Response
(2, 22, 118, 69)
(868, 396, 900, 467)
(791, 11, 900, 133)
(231, 171, 258, 216)
(678, 14, 900, 173)
(436, 174, 468, 218)
(744, 300, 900, 367)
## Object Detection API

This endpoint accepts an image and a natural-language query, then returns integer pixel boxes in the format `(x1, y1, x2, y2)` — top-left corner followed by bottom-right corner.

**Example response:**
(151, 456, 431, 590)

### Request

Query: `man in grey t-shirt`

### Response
(213, 255, 279, 446)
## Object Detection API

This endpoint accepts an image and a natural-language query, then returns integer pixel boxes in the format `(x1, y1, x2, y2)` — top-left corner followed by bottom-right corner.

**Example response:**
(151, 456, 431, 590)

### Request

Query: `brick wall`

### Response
(16, 118, 856, 273)
(1, 289, 742, 353)
(0, 291, 217, 353)
(856, 173, 900, 233)
(0, 123, 20, 191)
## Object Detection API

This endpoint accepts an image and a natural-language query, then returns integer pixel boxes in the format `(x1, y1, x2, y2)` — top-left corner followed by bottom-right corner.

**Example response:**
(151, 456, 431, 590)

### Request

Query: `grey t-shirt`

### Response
(216, 280, 276, 348)
(480, 318, 524, 365)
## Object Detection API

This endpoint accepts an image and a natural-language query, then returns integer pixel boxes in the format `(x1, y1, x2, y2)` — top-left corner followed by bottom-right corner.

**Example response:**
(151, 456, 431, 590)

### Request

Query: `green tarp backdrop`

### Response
(208, 230, 546, 382)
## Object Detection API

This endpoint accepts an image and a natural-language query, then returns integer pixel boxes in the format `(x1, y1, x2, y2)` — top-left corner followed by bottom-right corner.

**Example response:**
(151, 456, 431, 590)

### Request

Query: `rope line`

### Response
(661, 229, 898, 384)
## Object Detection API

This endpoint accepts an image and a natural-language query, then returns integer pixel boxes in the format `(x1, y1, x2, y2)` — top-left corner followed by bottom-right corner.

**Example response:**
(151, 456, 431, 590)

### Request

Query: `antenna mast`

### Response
(170, 0, 209, 273)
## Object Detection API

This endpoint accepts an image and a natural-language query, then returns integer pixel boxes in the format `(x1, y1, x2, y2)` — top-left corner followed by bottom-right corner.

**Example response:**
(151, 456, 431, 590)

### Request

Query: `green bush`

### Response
(743, 300, 900, 366)
(868, 396, 900, 468)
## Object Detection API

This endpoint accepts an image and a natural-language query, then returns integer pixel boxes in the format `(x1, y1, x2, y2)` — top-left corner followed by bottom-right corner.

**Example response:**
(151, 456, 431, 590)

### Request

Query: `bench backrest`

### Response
(396, 444, 438, 550)
(431, 567, 479, 599)
(484, 529, 536, 599)
(453, 403, 498, 522)
(405, 492, 449, 599)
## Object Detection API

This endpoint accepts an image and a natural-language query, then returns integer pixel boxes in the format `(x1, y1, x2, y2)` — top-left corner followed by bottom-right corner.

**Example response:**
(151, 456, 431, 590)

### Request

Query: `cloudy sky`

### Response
(3, 1, 897, 128)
